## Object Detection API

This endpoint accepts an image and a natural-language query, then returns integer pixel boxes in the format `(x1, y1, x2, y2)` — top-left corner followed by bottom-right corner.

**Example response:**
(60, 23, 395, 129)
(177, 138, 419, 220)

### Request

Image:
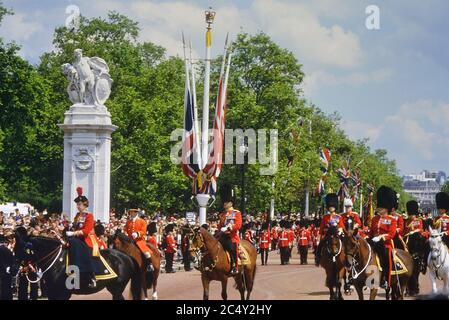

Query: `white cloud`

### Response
(303, 68, 392, 96)
(0, 12, 43, 41)
(251, 0, 362, 68)
(381, 100, 449, 161)
(340, 119, 382, 143)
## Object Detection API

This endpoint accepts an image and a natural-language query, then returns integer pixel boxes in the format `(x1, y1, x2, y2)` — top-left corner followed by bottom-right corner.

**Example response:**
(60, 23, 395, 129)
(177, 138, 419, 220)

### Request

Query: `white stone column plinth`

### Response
(58, 104, 117, 223)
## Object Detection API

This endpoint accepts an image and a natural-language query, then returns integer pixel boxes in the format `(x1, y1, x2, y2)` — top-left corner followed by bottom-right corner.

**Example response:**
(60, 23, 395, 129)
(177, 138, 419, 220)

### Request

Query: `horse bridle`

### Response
(325, 235, 342, 263)
(188, 229, 219, 272)
(22, 243, 64, 284)
(345, 236, 372, 280)
(430, 234, 447, 279)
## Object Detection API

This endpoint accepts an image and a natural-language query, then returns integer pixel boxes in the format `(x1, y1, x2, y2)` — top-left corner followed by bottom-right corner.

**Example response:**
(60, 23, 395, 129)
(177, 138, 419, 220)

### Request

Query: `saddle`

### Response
(66, 251, 118, 281)
(224, 244, 251, 266)
(375, 250, 408, 276)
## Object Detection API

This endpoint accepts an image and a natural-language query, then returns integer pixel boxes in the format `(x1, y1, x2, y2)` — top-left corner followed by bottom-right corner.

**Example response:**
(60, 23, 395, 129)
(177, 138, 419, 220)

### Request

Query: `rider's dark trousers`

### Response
(220, 235, 238, 269)
(260, 248, 269, 265)
(0, 273, 13, 300)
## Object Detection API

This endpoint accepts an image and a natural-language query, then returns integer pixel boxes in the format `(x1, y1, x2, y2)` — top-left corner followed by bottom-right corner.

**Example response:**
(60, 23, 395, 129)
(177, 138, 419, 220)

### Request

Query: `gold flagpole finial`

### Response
(205, 7, 216, 29)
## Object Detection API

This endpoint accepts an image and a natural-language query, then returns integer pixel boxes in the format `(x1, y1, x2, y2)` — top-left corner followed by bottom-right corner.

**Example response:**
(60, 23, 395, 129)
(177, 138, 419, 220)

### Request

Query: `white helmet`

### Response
(344, 198, 353, 207)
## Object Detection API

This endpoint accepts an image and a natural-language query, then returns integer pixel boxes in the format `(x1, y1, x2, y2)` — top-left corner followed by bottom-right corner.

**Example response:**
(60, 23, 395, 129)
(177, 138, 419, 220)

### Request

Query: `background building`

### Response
(403, 170, 446, 214)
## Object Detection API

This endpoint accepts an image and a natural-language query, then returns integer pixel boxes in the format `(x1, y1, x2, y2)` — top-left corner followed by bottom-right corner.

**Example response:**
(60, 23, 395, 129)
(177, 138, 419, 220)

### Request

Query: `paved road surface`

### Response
(71, 250, 434, 300)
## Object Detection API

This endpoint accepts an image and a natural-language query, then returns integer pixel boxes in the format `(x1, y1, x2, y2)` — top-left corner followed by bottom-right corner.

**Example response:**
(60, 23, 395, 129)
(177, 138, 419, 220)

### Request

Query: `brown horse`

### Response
(342, 229, 414, 300)
(110, 232, 161, 300)
(318, 226, 346, 300)
(188, 227, 257, 300)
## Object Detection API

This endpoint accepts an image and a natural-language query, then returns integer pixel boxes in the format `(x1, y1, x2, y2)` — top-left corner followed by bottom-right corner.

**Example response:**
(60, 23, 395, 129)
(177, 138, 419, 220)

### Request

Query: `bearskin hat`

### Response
(279, 220, 287, 229)
(261, 222, 269, 230)
(148, 221, 157, 234)
(165, 223, 174, 233)
(220, 183, 235, 206)
(94, 222, 105, 236)
(74, 186, 89, 206)
(436, 192, 449, 211)
(406, 200, 419, 215)
(325, 193, 339, 210)
(376, 186, 396, 212)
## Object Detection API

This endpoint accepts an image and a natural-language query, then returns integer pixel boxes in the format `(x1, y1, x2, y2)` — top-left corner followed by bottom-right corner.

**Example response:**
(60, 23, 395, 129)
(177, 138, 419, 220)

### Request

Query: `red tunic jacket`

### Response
(340, 211, 362, 229)
(125, 217, 151, 254)
(391, 212, 404, 236)
(259, 230, 271, 249)
(297, 229, 311, 247)
(370, 215, 397, 249)
(218, 209, 242, 244)
(319, 213, 344, 237)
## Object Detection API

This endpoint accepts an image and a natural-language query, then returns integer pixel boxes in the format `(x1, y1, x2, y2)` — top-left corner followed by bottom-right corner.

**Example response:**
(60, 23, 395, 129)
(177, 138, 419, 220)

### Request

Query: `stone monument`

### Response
(58, 49, 117, 222)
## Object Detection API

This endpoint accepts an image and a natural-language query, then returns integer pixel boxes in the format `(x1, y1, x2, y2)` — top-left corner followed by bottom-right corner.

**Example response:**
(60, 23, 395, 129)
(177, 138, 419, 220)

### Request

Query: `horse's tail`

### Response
(129, 258, 143, 300)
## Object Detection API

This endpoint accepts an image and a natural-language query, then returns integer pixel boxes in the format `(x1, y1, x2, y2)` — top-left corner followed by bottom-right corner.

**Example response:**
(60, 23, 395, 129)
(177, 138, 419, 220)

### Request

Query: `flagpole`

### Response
(201, 8, 215, 169)
(189, 38, 202, 169)
(197, 8, 216, 226)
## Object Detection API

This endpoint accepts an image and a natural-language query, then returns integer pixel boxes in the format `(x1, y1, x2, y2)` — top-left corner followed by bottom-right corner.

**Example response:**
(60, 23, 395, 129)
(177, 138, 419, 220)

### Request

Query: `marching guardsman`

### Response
(65, 187, 98, 288)
(297, 221, 311, 265)
(243, 223, 255, 245)
(287, 221, 295, 264)
(315, 193, 344, 266)
(217, 183, 242, 276)
(369, 186, 397, 289)
(433, 192, 449, 247)
(163, 224, 177, 273)
(270, 221, 279, 251)
(147, 221, 159, 250)
(125, 208, 153, 271)
(340, 198, 362, 232)
(259, 222, 270, 265)
(278, 220, 290, 265)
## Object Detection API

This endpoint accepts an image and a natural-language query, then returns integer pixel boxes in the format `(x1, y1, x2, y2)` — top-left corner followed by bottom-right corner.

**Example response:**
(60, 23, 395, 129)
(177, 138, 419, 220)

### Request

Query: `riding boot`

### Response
(229, 243, 238, 276)
(147, 257, 154, 272)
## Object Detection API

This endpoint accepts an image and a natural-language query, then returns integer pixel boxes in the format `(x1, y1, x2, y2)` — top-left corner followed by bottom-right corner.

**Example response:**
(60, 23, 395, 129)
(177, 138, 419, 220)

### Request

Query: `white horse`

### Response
(428, 226, 449, 295)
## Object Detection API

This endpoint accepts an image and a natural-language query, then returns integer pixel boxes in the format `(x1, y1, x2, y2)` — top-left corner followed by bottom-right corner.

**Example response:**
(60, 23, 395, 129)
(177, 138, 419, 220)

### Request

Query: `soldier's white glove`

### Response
(221, 227, 228, 232)
(132, 232, 138, 239)
(66, 231, 75, 237)
(372, 236, 381, 242)
(337, 230, 344, 237)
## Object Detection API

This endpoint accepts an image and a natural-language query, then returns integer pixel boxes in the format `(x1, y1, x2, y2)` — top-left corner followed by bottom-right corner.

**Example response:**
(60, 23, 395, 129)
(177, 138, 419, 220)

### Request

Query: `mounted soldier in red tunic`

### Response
(217, 183, 242, 276)
(65, 187, 98, 288)
(368, 186, 397, 289)
(315, 193, 344, 266)
(433, 192, 449, 248)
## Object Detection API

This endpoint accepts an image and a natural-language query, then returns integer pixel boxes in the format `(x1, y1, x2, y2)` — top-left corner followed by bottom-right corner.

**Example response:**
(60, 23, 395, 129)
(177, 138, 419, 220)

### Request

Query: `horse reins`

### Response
(23, 244, 63, 284)
(348, 239, 372, 280)
(191, 231, 219, 273)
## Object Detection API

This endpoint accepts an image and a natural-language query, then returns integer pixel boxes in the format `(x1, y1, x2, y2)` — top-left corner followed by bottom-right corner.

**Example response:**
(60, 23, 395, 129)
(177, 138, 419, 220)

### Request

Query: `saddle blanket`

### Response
(66, 250, 118, 281)
(225, 244, 251, 266)
(375, 251, 408, 276)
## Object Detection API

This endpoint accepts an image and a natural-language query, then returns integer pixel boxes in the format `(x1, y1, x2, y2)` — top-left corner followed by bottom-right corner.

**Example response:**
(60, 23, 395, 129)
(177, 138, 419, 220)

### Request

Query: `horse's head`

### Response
(324, 226, 343, 261)
(342, 229, 359, 268)
(187, 226, 206, 257)
(429, 226, 445, 260)
(110, 231, 132, 251)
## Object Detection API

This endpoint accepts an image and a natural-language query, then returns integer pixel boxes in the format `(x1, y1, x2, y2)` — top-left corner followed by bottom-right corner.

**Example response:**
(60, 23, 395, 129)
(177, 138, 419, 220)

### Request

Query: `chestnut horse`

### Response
(318, 226, 346, 300)
(343, 229, 414, 300)
(109, 232, 161, 300)
(188, 227, 257, 300)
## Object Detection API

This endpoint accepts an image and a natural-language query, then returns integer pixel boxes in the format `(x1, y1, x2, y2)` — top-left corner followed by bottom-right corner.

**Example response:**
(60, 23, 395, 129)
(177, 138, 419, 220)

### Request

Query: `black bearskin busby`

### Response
(376, 186, 396, 212)
(436, 192, 449, 211)
(94, 221, 105, 236)
(165, 223, 174, 234)
(406, 200, 419, 215)
(148, 221, 157, 235)
(220, 183, 235, 207)
(261, 222, 269, 230)
(325, 193, 339, 210)
(74, 186, 89, 206)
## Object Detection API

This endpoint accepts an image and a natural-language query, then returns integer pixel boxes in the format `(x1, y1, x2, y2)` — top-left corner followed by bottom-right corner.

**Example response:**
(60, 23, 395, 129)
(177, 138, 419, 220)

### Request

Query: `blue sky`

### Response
(1, 0, 448, 175)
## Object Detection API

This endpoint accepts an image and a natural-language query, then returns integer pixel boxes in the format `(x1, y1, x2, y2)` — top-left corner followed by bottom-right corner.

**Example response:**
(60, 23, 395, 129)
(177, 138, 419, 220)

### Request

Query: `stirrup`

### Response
(88, 279, 97, 289)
